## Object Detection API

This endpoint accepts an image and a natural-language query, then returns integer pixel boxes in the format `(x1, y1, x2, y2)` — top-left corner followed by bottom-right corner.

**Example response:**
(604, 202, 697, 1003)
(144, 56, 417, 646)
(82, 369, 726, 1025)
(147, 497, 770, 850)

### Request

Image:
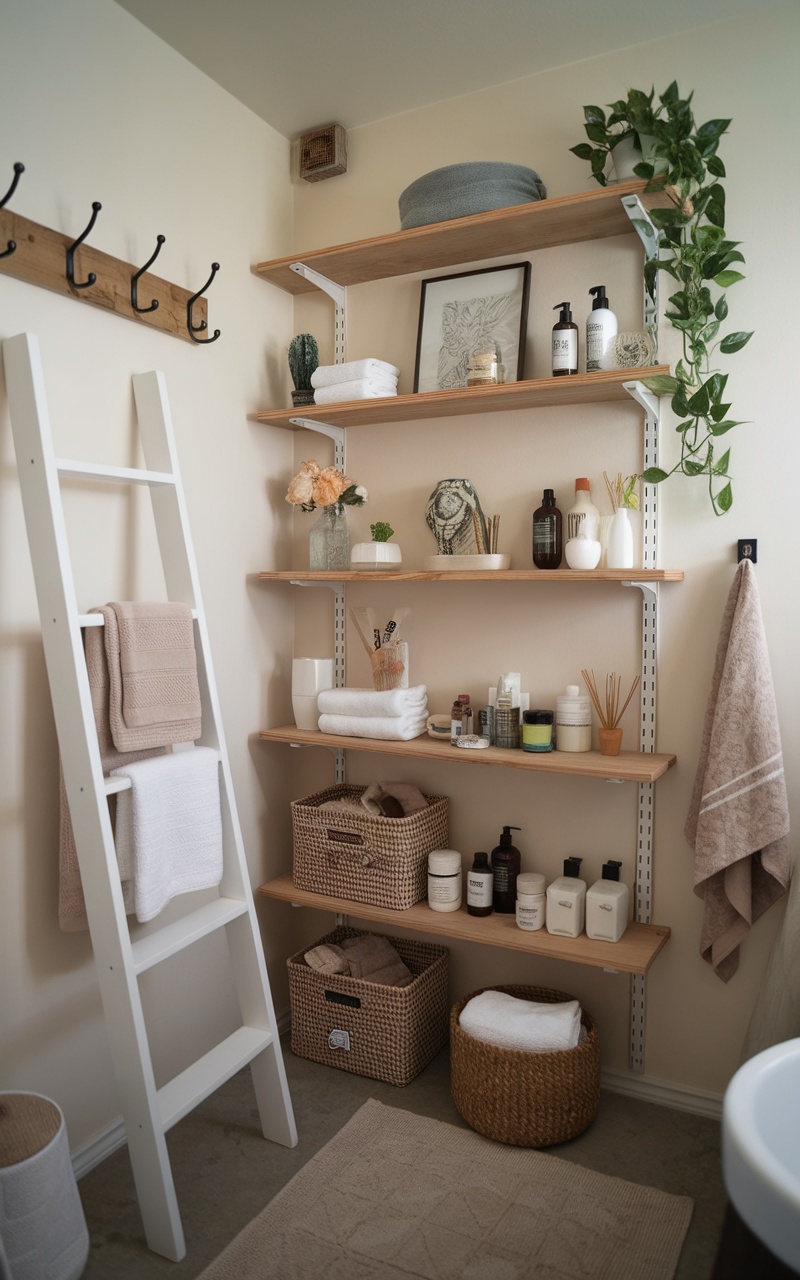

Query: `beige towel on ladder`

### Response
(103, 601, 202, 750)
(685, 559, 791, 981)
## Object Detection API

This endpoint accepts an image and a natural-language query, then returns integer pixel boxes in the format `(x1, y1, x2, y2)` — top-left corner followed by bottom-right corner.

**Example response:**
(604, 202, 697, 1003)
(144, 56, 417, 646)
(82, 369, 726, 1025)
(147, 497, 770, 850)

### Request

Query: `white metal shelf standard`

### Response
(2, 332, 297, 1263)
(282, 191, 664, 1071)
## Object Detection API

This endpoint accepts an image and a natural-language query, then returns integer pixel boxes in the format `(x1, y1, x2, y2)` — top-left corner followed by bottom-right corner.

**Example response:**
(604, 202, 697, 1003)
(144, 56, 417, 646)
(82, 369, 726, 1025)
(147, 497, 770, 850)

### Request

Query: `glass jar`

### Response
(522, 709, 554, 752)
(466, 347, 506, 387)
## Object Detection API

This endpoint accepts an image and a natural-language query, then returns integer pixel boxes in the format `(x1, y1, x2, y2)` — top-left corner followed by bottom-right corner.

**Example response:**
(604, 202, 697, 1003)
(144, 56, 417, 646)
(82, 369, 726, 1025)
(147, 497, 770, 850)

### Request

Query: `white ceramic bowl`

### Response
(350, 542, 403, 570)
(565, 538, 602, 570)
(422, 553, 510, 571)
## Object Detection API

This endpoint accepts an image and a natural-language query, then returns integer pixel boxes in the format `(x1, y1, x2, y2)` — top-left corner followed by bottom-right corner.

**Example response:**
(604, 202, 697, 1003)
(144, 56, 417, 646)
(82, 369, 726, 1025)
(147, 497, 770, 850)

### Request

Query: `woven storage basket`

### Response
(450, 984, 600, 1147)
(288, 926, 449, 1086)
(291, 784, 449, 909)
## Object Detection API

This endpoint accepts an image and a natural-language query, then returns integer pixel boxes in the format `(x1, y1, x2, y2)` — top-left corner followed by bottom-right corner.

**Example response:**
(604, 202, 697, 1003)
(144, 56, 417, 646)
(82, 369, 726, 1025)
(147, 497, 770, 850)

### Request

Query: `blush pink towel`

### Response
(686, 560, 791, 981)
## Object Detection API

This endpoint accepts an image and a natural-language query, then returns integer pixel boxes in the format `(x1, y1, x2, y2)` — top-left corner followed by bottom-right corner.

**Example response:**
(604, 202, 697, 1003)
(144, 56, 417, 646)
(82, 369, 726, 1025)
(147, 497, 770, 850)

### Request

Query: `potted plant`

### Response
(351, 521, 403, 572)
(287, 333, 319, 408)
(571, 82, 752, 515)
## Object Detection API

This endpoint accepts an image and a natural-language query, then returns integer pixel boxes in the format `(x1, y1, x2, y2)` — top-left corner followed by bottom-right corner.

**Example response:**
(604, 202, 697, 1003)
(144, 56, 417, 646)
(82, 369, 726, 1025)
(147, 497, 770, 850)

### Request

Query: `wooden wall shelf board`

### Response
(259, 568, 684, 583)
(259, 725, 676, 782)
(0, 208, 207, 343)
(259, 874, 670, 974)
(252, 365, 671, 430)
(253, 180, 674, 294)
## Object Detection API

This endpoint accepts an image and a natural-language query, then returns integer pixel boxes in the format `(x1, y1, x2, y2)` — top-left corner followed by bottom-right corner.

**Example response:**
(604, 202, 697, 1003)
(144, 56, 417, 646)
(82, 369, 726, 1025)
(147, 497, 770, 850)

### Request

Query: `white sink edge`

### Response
(722, 1036, 800, 1271)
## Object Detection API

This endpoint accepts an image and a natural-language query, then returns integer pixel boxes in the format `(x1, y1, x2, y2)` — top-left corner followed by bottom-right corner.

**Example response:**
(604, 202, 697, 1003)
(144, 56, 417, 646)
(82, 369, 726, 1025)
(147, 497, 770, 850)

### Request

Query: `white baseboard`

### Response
(601, 1066, 723, 1120)
(72, 1044, 722, 1178)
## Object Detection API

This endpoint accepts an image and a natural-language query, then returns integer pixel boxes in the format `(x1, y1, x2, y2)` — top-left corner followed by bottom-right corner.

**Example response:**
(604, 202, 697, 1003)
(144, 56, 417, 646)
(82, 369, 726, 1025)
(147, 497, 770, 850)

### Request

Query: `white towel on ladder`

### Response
(110, 746, 223, 922)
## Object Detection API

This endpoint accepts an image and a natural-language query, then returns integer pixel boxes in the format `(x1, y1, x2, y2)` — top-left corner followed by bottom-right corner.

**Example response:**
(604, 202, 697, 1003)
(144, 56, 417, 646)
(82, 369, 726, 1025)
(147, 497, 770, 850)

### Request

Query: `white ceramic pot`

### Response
(565, 538, 602, 570)
(350, 541, 402, 570)
(606, 509, 634, 569)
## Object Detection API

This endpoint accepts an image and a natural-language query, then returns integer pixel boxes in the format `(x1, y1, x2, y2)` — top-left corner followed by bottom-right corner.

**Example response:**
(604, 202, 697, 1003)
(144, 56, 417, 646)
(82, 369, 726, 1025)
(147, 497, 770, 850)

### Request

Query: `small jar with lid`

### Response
(522, 709, 554, 752)
(427, 849, 462, 912)
(516, 872, 546, 931)
(555, 685, 592, 753)
(466, 347, 506, 387)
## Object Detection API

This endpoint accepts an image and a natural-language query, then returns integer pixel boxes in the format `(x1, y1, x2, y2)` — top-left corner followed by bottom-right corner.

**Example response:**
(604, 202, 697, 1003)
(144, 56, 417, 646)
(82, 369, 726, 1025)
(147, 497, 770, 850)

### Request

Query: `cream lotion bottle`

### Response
(586, 285, 618, 372)
(546, 856, 586, 937)
(586, 859, 629, 942)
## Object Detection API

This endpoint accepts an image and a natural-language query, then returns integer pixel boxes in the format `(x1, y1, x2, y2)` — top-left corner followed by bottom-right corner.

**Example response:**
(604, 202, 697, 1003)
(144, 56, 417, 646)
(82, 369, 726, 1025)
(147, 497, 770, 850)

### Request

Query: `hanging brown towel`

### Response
(685, 559, 791, 981)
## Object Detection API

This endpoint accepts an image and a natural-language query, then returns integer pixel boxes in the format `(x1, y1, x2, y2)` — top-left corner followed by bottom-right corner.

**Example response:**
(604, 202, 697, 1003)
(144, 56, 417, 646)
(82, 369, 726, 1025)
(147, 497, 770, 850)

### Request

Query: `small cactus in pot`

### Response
(287, 333, 319, 407)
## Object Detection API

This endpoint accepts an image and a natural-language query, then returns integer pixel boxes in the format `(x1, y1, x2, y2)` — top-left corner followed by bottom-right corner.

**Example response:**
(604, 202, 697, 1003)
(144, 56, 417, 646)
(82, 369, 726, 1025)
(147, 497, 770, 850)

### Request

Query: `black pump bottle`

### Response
(491, 825, 522, 914)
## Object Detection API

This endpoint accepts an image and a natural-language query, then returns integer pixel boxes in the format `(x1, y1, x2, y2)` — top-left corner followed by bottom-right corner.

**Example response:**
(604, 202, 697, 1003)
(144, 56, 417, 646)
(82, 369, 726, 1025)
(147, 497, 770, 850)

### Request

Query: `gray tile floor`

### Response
(77, 1042, 727, 1279)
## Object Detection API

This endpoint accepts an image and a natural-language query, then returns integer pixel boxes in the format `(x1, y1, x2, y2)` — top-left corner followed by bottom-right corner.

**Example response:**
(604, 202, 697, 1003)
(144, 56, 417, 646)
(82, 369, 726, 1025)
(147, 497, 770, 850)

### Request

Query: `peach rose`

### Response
(312, 466, 348, 507)
(285, 459, 321, 506)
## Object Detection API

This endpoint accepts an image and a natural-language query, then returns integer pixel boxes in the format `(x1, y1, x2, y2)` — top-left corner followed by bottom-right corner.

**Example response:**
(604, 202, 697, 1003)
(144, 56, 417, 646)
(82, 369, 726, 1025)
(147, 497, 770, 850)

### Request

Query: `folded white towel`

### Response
(459, 991, 583, 1053)
(311, 358, 400, 388)
(317, 712, 427, 741)
(313, 378, 398, 405)
(317, 685, 427, 718)
(110, 746, 223, 923)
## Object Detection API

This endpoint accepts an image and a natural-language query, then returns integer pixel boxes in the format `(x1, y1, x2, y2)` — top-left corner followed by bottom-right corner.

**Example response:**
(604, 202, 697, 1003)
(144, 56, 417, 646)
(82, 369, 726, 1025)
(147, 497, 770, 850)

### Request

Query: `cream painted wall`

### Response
(278, 3, 800, 1097)
(0, 0, 298, 1151)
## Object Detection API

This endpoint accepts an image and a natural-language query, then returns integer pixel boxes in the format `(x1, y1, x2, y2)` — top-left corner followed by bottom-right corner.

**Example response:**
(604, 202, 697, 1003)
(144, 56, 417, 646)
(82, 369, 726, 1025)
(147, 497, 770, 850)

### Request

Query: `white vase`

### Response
(606, 508, 634, 569)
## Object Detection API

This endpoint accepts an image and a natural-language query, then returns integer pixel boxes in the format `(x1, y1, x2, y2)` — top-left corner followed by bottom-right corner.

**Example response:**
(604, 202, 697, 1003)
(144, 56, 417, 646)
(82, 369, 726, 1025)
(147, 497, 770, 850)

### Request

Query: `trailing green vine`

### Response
(571, 83, 752, 515)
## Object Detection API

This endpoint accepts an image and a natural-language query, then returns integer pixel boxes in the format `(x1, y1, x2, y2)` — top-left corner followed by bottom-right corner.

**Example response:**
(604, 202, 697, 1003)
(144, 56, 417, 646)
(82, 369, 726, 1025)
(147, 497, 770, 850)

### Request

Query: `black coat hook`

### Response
(131, 234, 165, 313)
(187, 262, 220, 344)
(1, 161, 25, 259)
(66, 201, 102, 290)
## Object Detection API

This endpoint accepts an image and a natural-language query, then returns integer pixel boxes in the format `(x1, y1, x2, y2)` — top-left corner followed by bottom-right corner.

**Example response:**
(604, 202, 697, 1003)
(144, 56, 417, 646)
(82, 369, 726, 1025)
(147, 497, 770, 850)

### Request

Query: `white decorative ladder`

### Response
(2, 332, 297, 1262)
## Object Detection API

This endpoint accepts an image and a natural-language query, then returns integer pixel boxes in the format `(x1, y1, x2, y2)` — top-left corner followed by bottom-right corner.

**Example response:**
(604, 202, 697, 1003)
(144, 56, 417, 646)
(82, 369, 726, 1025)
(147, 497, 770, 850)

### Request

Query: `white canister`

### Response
(427, 849, 462, 913)
(516, 872, 546, 931)
(555, 685, 592, 753)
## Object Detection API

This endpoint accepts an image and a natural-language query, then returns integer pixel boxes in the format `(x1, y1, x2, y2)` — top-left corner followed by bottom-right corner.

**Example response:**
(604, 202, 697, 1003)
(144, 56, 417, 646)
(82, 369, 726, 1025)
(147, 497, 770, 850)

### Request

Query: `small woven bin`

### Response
(291, 784, 449, 909)
(288, 926, 449, 1086)
(450, 985, 600, 1147)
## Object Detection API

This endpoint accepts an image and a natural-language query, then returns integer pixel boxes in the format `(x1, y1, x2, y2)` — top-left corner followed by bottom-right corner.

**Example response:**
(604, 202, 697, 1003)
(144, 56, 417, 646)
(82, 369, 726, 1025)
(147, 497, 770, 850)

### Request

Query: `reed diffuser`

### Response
(581, 668, 640, 756)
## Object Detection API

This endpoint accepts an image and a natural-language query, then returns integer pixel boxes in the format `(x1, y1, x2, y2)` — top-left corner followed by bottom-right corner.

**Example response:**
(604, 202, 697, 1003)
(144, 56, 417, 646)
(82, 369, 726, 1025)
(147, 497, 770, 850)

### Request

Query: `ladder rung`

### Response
(158, 1026, 273, 1131)
(56, 458, 176, 486)
(131, 897, 250, 974)
(105, 775, 132, 795)
(79, 608, 198, 628)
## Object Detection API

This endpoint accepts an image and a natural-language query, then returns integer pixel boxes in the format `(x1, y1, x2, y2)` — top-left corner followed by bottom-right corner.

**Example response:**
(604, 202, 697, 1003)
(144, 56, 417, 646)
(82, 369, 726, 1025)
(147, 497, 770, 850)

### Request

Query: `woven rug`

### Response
(198, 1099, 693, 1280)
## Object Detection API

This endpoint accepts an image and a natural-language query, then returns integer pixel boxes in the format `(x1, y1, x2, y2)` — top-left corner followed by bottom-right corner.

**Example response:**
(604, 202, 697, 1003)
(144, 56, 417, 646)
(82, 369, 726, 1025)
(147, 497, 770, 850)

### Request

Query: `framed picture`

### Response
(413, 261, 531, 393)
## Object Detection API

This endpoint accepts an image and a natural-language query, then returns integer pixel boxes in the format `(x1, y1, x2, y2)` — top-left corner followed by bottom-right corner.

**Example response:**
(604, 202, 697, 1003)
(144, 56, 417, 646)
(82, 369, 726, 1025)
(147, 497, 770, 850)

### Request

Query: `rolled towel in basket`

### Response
(341, 934, 414, 987)
(311, 358, 400, 387)
(317, 712, 427, 741)
(313, 378, 398, 405)
(459, 990, 583, 1053)
(317, 685, 427, 718)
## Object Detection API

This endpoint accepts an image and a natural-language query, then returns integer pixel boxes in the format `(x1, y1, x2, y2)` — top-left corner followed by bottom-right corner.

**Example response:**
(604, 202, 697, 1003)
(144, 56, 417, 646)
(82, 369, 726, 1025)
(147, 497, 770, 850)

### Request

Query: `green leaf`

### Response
(585, 123, 610, 145)
(570, 143, 595, 160)
(584, 105, 606, 125)
(715, 296, 729, 321)
(641, 467, 669, 484)
(697, 117, 731, 141)
(709, 402, 731, 422)
(641, 374, 680, 395)
(687, 383, 711, 414)
(713, 449, 730, 476)
(714, 269, 745, 288)
(671, 387, 690, 416)
(709, 419, 742, 436)
(707, 155, 726, 178)
(685, 459, 707, 477)
(674, 420, 694, 435)
(720, 330, 753, 353)
(715, 482, 733, 513)
(706, 372, 729, 402)
(706, 199, 725, 229)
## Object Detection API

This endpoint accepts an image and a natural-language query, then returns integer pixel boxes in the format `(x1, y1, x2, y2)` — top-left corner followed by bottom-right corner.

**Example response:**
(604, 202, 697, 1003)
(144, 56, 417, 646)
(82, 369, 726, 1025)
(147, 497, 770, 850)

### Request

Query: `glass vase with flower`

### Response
(285, 459, 367, 571)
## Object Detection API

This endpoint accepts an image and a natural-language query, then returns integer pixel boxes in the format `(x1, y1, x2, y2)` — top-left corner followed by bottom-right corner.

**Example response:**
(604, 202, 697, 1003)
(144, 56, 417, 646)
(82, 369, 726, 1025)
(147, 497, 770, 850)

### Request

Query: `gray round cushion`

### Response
(399, 162, 546, 230)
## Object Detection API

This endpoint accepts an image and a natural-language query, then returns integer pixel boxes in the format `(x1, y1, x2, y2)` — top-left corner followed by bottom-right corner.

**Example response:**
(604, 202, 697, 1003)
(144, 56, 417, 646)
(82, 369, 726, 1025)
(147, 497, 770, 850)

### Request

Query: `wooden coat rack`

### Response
(0, 163, 220, 345)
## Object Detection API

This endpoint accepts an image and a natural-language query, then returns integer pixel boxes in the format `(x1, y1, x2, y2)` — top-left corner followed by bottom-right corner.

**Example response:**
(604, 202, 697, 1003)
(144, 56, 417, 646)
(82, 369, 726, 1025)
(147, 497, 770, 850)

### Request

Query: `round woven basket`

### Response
(450, 985, 600, 1147)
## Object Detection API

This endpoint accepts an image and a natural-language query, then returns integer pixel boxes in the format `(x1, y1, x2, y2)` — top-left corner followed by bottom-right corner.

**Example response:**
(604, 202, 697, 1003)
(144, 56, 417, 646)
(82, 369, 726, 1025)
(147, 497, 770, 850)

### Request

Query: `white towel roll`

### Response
(313, 379, 398, 405)
(311, 358, 400, 387)
(459, 990, 583, 1053)
(317, 685, 427, 718)
(317, 712, 427, 741)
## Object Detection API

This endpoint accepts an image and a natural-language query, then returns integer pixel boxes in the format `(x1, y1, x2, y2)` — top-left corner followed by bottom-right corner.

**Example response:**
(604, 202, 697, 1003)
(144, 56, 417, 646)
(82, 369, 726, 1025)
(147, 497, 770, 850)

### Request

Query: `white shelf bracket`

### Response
(289, 262, 347, 366)
(288, 418, 346, 471)
(622, 380, 660, 420)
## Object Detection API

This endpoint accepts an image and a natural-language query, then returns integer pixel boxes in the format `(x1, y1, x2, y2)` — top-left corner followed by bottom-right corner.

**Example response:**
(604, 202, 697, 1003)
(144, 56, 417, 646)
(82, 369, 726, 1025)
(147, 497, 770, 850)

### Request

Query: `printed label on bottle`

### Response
(552, 332, 577, 371)
(586, 320, 604, 371)
(493, 865, 510, 892)
(467, 874, 493, 908)
(428, 874, 460, 903)
(533, 519, 558, 552)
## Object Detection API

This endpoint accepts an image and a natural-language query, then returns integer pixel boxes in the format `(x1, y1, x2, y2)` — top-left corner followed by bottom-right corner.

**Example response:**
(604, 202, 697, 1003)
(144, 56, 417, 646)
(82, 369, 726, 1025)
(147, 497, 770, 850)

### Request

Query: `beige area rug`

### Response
(199, 1099, 693, 1280)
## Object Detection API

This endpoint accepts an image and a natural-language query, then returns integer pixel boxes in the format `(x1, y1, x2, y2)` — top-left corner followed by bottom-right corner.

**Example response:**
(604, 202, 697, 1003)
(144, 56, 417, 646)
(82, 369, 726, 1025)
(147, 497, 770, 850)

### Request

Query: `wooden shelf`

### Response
(252, 366, 670, 430)
(259, 567, 683, 583)
(253, 180, 674, 294)
(259, 725, 676, 783)
(258, 874, 670, 974)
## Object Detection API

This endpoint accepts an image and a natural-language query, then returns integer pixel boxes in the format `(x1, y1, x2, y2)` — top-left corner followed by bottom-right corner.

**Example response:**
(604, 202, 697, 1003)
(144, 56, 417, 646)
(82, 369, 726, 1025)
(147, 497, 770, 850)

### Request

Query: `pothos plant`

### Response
(571, 82, 752, 515)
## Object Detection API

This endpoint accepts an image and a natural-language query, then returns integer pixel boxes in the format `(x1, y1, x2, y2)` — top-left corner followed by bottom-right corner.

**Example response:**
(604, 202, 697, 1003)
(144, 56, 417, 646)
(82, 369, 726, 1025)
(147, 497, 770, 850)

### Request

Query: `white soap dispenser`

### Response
(586, 860, 630, 943)
(586, 285, 618, 372)
(546, 856, 586, 938)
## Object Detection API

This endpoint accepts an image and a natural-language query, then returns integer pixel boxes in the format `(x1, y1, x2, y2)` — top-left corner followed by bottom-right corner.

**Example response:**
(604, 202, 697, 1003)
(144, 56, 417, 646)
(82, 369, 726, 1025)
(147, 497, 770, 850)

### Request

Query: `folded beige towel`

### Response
(304, 934, 413, 987)
(361, 781, 429, 817)
(101, 602, 202, 751)
(686, 560, 791, 981)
